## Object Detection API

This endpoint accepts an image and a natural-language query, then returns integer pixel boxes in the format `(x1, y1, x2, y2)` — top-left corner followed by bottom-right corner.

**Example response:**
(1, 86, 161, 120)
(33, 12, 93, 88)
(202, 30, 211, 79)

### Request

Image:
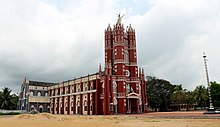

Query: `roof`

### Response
(27, 71, 102, 86)
(29, 80, 57, 87)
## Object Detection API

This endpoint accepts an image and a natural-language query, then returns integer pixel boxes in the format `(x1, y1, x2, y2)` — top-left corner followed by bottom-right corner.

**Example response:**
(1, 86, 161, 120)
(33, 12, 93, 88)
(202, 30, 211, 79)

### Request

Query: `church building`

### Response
(18, 15, 148, 115)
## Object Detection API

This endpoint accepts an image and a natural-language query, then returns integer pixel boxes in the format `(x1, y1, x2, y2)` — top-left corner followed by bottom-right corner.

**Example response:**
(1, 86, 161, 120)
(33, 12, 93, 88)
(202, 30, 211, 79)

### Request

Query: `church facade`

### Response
(18, 16, 147, 115)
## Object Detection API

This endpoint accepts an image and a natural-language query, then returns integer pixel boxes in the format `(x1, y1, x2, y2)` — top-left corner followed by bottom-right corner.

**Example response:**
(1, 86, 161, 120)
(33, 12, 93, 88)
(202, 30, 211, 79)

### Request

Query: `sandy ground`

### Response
(0, 112, 219, 127)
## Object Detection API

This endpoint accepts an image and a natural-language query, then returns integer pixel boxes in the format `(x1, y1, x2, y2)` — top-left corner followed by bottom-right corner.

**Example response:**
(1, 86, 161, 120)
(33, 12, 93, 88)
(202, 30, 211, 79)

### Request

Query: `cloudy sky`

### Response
(0, 0, 220, 93)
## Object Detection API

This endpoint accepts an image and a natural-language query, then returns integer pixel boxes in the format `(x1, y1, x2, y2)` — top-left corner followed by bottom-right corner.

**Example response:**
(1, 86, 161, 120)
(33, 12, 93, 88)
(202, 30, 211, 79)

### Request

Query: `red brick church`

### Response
(18, 15, 147, 115)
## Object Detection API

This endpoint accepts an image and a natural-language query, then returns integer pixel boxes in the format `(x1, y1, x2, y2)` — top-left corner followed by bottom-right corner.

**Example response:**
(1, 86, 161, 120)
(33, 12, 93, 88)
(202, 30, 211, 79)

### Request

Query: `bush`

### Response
(0, 112, 21, 115)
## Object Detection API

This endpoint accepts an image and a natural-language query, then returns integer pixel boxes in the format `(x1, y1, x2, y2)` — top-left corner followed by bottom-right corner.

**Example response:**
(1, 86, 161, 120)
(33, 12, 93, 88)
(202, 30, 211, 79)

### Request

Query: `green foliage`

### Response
(192, 85, 208, 107)
(0, 87, 18, 110)
(146, 76, 219, 111)
(171, 85, 185, 104)
(170, 85, 195, 111)
(171, 85, 194, 105)
(210, 81, 220, 107)
(146, 76, 174, 111)
(0, 112, 21, 115)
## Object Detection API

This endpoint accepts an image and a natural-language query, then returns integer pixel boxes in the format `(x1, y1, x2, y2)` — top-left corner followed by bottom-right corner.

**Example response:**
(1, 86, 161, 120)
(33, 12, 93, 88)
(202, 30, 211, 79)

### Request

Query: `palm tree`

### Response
(171, 85, 185, 104)
(193, 85, 208, 108)
(0, 87, 17, 110)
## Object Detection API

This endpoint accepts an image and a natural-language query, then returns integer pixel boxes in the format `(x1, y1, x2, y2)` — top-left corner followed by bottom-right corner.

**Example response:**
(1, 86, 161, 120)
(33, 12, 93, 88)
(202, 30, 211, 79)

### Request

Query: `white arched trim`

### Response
(37, 92, 41, 97)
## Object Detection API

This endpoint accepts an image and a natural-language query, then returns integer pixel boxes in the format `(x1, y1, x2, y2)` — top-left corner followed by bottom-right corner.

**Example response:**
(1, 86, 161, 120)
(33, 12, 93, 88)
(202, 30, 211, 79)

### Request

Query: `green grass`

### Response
(144, 120, 161, 122)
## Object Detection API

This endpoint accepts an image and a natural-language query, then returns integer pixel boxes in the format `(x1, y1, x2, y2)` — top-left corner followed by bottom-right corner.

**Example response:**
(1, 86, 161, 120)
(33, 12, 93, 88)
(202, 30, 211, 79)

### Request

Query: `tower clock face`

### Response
(125, 70, 130, 77)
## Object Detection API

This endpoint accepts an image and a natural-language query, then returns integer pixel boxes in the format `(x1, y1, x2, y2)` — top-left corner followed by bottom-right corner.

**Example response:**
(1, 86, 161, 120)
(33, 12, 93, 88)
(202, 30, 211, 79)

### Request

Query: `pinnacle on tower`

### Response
(106, 23, 112, 31)
(127, 24, 134, 32)
(139, 67, 142, 75)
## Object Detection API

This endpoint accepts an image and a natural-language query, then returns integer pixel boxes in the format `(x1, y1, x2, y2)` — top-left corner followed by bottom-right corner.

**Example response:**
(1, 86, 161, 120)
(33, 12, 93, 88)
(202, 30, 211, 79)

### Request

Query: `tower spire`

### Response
(99, 63, 102, 78)
(142, 67, 145, 75)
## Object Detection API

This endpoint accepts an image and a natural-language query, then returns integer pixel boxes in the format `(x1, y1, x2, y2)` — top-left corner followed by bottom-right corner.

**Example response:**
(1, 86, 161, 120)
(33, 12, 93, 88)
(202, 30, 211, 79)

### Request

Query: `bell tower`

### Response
(103, 14, 147, 114)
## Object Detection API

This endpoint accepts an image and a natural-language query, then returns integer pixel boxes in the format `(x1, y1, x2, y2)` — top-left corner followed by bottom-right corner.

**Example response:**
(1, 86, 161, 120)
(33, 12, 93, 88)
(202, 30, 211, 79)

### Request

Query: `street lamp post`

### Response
(202, 52, 214, 110)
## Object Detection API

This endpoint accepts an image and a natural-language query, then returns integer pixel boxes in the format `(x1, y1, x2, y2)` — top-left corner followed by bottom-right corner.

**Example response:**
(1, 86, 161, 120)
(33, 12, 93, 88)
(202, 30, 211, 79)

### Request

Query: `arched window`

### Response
(39, 105, 43, 113)
(126, 84, 130, 94)
(66, 87, 68, 94)
(84, 101, 87, 111)
(30, 105, 35, 110)
(124, 50, 129, 63)
(90, 100, 92, 111)
(37, 92, 41, 97)
(45, 92, 48, 97)
(72, 86, 74, 93)
(71, 102, 74, 107)
(47, 105, 50, 112)
(60, 98, 62, 108)
(77, 85, 81, 92)
(113, 81, 117, 93)
(84, 83, 88, 91)
(77, 101, 80, 114)
(90, 83, 92, 90)
(71, 99, 74, 111)
(60, 88, 63, 95)
(30, 91, 33, 96)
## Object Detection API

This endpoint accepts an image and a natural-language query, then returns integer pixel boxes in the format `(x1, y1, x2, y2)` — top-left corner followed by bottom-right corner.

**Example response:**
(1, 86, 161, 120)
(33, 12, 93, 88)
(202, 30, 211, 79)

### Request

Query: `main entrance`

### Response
(126, 92, 141, 114)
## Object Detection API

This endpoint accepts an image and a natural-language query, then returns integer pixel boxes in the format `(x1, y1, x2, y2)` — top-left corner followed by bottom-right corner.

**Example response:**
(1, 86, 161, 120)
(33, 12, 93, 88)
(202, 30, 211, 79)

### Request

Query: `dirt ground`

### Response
(0, 112, 219, 127)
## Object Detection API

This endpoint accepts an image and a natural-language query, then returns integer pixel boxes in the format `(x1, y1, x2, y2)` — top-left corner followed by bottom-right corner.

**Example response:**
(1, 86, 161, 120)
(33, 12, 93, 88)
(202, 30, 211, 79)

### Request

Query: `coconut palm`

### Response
(0, 87, 17, 110)
(193, 85, 208, 108)
(171, 85, 185, 104)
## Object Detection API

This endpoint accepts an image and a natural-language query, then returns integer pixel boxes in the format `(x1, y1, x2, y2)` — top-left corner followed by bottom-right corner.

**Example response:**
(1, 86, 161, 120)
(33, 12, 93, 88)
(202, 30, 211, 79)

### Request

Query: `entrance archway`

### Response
(130, 99, 138, 113)
(126, 92, 141, 114)
(39, 105, 43, 113)
(47, 106, 50, 113)
(77, 101, 80, 114)
(30, 105, 35, 111)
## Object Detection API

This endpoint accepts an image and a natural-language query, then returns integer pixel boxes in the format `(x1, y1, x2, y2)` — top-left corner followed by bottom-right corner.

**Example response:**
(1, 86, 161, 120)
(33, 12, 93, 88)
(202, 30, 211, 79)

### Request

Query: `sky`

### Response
(0, 0, 220, 93)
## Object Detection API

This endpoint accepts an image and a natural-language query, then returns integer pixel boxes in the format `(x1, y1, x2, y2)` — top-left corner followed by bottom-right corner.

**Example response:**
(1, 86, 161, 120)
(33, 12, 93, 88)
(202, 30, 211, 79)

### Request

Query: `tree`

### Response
(171, 85, 195, 111)
(193, 85, 208, 108)
(0, 87, 18, 110)
(146, 76, 174, 111)
(171, 85, 185, 104)
(210, 81, 220, 107)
